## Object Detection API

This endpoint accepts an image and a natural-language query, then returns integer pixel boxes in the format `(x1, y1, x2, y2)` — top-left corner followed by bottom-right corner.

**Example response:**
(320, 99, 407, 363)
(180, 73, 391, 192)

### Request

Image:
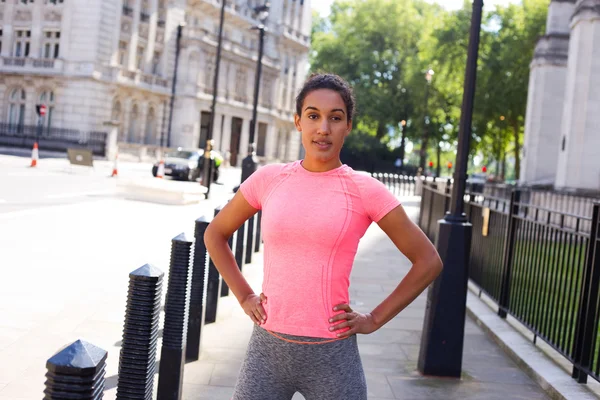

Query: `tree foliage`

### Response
(310, 0, 549, 179)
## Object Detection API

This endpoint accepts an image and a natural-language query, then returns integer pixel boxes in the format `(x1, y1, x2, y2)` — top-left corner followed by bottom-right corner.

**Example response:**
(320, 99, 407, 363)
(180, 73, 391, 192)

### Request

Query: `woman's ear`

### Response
(294, 114, 302, 132)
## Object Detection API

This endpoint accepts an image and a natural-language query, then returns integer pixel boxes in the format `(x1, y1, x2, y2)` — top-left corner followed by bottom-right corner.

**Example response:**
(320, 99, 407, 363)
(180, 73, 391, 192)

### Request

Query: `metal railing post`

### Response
(498, 190, 520, 318)
(572, 203, 600, 383)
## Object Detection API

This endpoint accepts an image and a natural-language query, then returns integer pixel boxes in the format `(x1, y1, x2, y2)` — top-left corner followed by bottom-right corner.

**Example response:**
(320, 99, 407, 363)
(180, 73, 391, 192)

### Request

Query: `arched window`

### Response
(38, 90, 56, 132)
(128, 103, 139, 143)
(188, 53, 200, 84)
(145, 106, 156, 144)
(8, 88, 26, 131)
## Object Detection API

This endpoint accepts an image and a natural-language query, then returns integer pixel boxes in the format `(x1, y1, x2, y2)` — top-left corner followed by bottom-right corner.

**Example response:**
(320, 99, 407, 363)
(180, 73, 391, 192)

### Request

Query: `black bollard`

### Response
(117, 264, 164, 400)
(234, 221, 246, 272)
(157, 233, 193, 400)
(186, 216, 210, 362)
(245, 215, 255, 264)
(44, 339, 107, 400)
(205, 207, 224, 323)
(254, 210, 262, 253)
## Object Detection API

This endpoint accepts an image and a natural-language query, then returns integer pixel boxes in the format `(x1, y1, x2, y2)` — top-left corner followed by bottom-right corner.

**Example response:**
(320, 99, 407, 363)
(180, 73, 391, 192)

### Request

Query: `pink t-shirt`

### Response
(240, 160, 400, 338)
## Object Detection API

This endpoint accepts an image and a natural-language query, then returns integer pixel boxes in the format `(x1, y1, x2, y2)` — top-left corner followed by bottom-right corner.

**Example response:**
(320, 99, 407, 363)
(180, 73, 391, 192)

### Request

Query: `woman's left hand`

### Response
(328, 303, 379, 338)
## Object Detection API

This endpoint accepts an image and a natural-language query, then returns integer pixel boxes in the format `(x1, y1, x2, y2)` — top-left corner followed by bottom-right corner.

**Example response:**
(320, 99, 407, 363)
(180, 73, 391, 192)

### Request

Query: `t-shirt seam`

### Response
(346, 174, 371, 220)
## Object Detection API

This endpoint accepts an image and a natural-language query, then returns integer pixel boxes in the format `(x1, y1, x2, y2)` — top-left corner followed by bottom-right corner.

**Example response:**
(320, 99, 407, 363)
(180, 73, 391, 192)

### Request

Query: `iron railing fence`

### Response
(371, 172, 417, 197)
(0, 122, 107, 156)
(419, 181, 600, 384)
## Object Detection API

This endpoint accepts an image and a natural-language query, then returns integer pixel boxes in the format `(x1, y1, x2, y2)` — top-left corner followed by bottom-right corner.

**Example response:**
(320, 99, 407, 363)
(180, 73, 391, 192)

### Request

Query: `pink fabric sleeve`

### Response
(357, 175, 401, 222)
(239, 164, 282, 209)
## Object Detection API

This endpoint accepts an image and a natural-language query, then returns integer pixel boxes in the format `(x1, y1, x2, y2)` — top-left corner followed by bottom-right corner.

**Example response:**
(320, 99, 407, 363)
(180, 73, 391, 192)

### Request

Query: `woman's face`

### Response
(294, 89, 352, 166)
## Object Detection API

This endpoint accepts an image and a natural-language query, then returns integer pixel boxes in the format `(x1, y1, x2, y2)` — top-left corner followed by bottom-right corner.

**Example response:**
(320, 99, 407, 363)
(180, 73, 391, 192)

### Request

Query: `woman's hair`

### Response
(295, 73, 356, 122)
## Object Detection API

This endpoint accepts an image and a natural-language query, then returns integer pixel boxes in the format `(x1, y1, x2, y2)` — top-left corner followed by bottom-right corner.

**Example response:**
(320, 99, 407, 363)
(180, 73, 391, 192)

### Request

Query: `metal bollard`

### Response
(205, 207, 223, 323)
(245, 215, 255, 264)
(157, 233, 193, 400)
(254, 210, 262, 253)
(186, 216, 210, 362)
(116, 264, 164, 400)
(44, 339, 107, 400)
(235, 220, 246, 272)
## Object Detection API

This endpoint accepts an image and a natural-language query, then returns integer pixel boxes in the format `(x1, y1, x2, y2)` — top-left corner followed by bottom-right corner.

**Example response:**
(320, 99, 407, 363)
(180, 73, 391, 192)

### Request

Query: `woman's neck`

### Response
(300, 158, 343, 173)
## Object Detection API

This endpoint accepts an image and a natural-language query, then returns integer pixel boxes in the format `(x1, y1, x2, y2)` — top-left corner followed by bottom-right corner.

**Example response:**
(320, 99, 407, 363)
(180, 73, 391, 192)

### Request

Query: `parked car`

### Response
(151, 148, 223, 182)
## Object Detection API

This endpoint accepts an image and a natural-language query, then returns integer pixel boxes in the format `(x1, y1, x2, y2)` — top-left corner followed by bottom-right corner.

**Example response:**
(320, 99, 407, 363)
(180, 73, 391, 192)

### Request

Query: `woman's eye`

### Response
(331, 116, 342, 121)
(308, 114, 318, 120)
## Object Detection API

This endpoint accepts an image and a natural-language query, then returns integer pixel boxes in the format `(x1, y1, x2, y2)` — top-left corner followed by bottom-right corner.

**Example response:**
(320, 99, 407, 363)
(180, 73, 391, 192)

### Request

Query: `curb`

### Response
(466, 290, 599, 400)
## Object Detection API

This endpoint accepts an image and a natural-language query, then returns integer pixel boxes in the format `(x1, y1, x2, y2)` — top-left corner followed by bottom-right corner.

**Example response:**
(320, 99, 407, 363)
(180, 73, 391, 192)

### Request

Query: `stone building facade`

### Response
(0, 0, 311, 165)
(521, 0, 600, 191)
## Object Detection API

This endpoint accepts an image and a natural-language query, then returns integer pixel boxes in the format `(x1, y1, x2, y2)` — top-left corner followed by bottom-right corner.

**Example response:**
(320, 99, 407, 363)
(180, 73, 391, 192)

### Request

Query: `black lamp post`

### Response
(399, 119, 407, 172)
(417, 0, 483, 378)
(419, 68, 434, 172)
(201, 0, 227, 198)
(241, 2, 270, 185)
(166, 23, 185, 149)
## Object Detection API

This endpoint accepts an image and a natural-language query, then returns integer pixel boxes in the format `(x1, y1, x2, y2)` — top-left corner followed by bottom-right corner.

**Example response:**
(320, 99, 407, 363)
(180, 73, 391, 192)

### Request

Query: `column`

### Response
(144, 0, 158, 69)
(265, 122, 278, 161)
(520, 0, 575, 185)
(221, 115, 232, 164)
(127, 0, 142, 70)
(30, 1, 43, 58)
(2, 1, 14, 57)
(240, 116, 250, 159)
(555, 0, 600, 190)
(110, 0, 125, 65)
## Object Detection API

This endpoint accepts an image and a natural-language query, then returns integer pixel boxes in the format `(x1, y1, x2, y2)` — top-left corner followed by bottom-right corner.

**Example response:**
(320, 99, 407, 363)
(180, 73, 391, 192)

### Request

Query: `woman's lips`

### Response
(313, 140, 332, 150)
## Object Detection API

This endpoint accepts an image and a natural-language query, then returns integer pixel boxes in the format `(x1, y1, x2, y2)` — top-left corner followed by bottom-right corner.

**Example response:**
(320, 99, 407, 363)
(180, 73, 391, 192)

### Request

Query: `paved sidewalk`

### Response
(181, 199, 551, 399)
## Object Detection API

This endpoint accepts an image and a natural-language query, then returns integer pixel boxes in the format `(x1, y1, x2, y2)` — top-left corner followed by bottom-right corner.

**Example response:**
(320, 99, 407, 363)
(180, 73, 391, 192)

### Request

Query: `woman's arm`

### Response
(369, 204, 443, 328)
(204, 191, 268, 325)
(330, 204, 443, 337)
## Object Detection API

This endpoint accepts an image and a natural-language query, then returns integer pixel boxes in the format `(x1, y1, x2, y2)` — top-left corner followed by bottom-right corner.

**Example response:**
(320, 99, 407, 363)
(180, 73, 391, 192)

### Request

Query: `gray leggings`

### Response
(232, 325, 367, 400)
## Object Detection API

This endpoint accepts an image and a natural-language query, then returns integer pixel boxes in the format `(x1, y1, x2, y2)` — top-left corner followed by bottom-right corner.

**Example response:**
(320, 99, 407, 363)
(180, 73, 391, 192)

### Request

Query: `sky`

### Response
(312, 0, 521, 17)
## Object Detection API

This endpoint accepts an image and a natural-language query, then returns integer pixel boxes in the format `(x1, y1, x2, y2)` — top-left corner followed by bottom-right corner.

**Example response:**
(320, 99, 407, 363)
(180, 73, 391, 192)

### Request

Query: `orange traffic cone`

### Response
(30, 142, 39, 167)
(111, 152, 119, 177)
(156, 159, 165, 178)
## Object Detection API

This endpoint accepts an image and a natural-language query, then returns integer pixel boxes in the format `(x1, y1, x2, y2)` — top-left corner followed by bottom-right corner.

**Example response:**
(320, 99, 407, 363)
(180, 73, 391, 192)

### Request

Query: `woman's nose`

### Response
(318, 119, 331, 134)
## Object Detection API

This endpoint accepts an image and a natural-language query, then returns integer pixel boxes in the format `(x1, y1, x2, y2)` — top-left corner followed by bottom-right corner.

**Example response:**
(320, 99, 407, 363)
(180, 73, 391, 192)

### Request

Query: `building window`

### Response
(42, 31, 60, 59)
(158, 0, 166, 26)
(128, 104, 139, 143)
(234, 67, 247, 102)
(136, 46, 145, 69)
(204, 58, 215, 93)
(152, 51, 161, 75)
(112, 99, 125, 140)
(118, 41, 128, 66)
(14, 30, 31, 58)
(257, 122, 267, 157)
(141, 0, 150, 22)
(48, 0, 65, 4)
(7, 88, 26, 129)
(38, 90, 55, 130)
(145, 106, 156, 144)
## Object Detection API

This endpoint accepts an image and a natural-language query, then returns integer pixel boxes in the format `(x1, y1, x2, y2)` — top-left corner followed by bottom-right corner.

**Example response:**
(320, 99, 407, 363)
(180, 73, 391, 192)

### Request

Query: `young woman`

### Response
(204, 73, 443, 400)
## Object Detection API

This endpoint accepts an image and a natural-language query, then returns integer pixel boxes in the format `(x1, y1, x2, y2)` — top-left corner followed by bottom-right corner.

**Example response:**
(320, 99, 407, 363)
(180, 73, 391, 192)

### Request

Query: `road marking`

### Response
(45, 190, 113, 199)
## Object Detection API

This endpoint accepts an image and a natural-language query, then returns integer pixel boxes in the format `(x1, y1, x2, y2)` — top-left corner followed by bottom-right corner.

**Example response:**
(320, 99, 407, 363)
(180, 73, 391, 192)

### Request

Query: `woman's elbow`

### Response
(429, 251, 443, 277)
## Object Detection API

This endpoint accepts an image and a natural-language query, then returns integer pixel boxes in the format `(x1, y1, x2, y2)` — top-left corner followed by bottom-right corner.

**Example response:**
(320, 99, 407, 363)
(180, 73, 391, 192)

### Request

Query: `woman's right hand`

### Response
(241, 293, 268, 325)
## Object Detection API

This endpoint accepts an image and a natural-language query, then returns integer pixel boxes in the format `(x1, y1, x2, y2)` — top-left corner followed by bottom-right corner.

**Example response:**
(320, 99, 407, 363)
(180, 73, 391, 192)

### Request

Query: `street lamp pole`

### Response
(202, 0, 227, 198)
(399, 119, 407, 173)
(241, 2, 270, 184)
(419, 69, 434, 172)
(166, 23, 185, 149)
(417, 0, 483, 378)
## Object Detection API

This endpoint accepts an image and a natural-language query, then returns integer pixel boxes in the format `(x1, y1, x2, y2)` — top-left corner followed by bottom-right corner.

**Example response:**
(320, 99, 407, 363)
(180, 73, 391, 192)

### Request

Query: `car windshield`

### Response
(165, 151, 197, 160)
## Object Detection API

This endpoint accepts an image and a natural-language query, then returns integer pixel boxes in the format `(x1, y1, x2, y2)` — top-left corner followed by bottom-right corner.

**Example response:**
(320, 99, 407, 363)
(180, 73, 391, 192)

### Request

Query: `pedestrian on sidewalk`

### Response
(204, 73, 443, 400)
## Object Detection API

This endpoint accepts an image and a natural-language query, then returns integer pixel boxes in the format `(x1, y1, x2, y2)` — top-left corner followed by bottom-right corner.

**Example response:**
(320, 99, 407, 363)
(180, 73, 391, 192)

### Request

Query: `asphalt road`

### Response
(0, 152, 244, 399)
(0, 153, 242, 214)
